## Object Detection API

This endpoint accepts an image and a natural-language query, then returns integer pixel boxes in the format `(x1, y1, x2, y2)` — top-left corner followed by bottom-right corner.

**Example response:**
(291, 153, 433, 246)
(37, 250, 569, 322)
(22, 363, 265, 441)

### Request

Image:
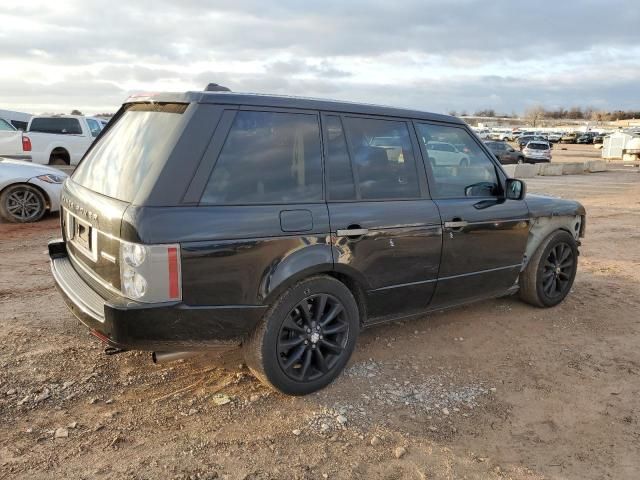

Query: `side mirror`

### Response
(505, 178, 526, 200)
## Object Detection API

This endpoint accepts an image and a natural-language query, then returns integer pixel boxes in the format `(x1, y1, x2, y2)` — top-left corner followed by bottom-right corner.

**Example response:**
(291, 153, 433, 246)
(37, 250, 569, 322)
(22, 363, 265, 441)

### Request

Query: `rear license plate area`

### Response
(67, 211, 98, 262)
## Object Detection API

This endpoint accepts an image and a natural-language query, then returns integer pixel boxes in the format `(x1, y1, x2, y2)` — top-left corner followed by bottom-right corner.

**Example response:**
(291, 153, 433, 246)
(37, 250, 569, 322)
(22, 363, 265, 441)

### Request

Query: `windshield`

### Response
(72, 103, 187, 203)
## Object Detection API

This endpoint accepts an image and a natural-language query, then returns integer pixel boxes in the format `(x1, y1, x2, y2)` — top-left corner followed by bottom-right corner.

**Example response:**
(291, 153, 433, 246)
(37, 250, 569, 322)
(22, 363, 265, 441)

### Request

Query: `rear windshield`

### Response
(527, 143, 548, 150)
(72, 103, 188, 202)
(30, 117, 82, 134)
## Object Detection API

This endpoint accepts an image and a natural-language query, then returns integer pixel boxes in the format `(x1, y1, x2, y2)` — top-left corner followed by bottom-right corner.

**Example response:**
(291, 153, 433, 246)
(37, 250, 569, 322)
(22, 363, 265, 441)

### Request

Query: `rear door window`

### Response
(341, 116, 420, 200)
(29, 117, 82, 135)
(202, 111, 323, 204)
(416, 123, 499, 198)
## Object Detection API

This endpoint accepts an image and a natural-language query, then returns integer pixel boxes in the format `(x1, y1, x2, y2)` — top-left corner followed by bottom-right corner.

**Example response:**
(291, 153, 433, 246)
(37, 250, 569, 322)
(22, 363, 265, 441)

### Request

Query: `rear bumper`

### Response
(524, 157, 550, 163)
(49, 240, 266, 351)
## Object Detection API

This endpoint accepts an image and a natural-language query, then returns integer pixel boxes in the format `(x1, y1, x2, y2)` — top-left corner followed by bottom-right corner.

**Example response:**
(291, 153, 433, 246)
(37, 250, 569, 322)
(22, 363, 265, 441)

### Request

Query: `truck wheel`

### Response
(50, 157, 68, 166)
(0, 184, 47, 223)
(243, 276, 359, 395)
(519, 230, 578, 308)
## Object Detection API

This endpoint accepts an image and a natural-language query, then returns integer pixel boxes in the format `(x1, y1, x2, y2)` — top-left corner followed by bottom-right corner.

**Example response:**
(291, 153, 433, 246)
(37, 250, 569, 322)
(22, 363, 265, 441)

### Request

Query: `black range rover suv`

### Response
(50, 90, 586, 395)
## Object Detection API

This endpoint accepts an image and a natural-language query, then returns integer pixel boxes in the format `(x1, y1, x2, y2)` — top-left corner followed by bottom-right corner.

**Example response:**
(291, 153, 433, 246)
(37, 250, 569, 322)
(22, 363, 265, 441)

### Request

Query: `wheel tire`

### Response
(519, 230, 578, 308)
(243, 275, 359, 395)
(517, 157, 524, 164)
(0, 184, 47, 223)
(459, 158, 469, 167)
(50, 156, 68, 166)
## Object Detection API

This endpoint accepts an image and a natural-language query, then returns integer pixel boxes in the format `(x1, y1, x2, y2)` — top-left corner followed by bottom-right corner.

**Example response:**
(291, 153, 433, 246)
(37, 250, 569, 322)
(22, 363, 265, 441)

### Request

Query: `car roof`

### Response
(124, 91, 465, 125)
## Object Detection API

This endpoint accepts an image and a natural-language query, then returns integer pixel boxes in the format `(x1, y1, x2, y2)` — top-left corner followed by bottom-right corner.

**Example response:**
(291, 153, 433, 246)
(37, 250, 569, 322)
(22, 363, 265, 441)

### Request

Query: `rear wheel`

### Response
(49, 156, 68, 166)
(0, 184, 47, 223)
(459, 157, 469, 167)
(243, 276, 359, 395)
(519, 230, 578, 307)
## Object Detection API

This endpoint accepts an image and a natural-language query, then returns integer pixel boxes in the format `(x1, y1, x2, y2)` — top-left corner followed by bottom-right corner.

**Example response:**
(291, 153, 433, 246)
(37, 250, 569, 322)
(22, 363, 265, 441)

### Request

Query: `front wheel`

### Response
(517, 157, 524, 164)
(243, 276, 359, 395)
(0, 184, 47, 223)
(519, 230, 578, 308)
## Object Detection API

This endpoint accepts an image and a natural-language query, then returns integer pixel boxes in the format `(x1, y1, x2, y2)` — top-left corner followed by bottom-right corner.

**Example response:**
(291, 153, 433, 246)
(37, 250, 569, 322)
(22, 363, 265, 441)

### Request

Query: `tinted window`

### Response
(0, 119, 14, 131)
(86, 118, 101, 137)
(29, 117, 82, 135)
(11, 120, 28, 131)
(203, 111, 322, 204)
(527, 143, 549, 150)
(342, 117, 419, 200)
(417, 123, 499, 198)
(72, 103, 188, 202)
(324, 116, 355, 200)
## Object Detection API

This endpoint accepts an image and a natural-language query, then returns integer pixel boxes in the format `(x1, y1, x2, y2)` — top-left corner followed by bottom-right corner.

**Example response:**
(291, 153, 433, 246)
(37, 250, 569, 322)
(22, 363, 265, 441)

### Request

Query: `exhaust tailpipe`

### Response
(152, 351, 200, 364)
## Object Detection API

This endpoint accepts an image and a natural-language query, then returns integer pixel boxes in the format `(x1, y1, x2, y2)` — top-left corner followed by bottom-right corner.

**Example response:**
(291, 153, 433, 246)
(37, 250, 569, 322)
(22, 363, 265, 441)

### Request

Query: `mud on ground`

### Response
(1, 168, 639, 480)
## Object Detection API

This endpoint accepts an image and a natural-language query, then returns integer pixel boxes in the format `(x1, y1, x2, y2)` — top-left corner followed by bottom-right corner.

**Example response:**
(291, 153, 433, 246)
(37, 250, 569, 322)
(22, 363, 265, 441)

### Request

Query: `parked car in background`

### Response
(547, 132, 563, 143)
(0, 158, 66, 222)
(576, 132, 597, 145)
(472, 127, 491, 139)
(425, 141, 470, 166)
(593, 133, 606, 144)
(24, 115, 104, 165)
(560, 132, 579, 144)
(0, 118, 31, 161)
(0, 109, 33, 131)
(518, 135, 548, 150)
(522, 141, 552, 163)
(489, 129, 514, 141)
(49, 89, 586, 396)
(484, 141, 525, 164)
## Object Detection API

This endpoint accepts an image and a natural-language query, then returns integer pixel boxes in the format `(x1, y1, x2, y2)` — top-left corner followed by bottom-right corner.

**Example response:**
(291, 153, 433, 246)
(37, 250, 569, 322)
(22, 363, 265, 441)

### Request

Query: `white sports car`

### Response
(0, 158, 67, 222)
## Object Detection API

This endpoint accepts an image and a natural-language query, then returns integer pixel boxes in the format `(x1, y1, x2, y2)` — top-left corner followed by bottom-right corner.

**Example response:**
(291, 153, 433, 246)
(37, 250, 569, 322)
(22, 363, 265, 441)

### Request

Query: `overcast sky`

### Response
(1, 0, 639, 115)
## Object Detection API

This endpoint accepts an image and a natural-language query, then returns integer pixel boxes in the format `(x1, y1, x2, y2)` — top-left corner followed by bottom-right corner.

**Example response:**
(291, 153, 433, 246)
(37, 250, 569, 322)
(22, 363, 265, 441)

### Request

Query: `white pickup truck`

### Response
(0, 117, 31, 160)
(24, 115, 104, 165)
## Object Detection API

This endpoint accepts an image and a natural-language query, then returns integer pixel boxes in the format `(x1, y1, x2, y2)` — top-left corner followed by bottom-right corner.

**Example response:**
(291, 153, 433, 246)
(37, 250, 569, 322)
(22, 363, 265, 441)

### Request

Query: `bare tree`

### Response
(524, 106, 545, 127)
(70, 109, 83, 116)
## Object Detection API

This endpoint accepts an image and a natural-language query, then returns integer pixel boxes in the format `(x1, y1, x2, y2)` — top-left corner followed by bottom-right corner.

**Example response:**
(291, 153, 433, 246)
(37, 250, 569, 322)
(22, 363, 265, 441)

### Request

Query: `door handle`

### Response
(444, 220, 468, 230)
(336, 228, 369, 237)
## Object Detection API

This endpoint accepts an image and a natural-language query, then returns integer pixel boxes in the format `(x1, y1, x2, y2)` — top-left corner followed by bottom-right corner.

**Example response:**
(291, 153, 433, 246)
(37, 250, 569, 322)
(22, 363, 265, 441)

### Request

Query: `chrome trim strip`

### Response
(370, 263, 522, 292)
(438, 263, 522, 282)
(371, 277, 437, 292)
(100, 251, 116, 263)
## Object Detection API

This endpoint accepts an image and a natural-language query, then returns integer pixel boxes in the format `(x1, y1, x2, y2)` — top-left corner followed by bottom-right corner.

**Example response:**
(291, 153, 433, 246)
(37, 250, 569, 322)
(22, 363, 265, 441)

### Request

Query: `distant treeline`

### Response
(450, 108, 640, 121)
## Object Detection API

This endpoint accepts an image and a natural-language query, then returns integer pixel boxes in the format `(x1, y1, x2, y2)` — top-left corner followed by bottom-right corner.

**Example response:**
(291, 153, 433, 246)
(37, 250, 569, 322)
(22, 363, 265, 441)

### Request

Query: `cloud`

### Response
(0, 0, 639, 114)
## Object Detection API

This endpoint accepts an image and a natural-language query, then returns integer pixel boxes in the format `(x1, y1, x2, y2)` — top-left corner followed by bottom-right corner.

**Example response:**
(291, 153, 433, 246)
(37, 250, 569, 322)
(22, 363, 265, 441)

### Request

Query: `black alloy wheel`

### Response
(276, 293, 349, 382)
(541, 242, 574, 299)
(243, 275, 359, 395)
(519, 230, 579, 308)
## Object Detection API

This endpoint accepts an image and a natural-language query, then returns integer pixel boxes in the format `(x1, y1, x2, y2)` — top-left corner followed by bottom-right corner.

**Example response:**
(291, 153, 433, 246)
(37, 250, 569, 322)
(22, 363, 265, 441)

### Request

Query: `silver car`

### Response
(0, 158, 67, 222)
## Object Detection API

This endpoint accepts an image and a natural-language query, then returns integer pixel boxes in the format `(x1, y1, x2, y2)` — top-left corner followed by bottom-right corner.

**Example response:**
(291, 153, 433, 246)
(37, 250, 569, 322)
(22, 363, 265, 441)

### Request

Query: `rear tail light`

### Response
(22, 135, 32, 152)
(119, 241, 181, 303)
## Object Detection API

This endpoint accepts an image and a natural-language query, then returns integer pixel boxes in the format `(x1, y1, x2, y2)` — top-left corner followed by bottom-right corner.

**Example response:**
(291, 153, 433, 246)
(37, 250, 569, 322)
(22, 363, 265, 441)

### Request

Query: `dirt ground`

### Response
(1, 156, 639, 479)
